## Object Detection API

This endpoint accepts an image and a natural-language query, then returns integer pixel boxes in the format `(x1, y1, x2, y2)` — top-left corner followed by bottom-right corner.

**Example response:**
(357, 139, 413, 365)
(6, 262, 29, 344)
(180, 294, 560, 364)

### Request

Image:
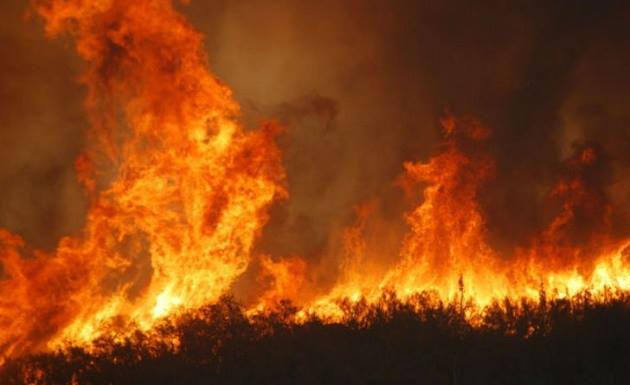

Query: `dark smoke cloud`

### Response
(558, 9, 630, 239)
(1, 0, 628, 262)
(0, 1, 86, 251)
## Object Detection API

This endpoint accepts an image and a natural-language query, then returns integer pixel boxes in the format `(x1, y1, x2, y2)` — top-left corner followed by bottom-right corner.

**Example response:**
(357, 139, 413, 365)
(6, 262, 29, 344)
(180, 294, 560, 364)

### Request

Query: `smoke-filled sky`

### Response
(1, 0, 629, 264)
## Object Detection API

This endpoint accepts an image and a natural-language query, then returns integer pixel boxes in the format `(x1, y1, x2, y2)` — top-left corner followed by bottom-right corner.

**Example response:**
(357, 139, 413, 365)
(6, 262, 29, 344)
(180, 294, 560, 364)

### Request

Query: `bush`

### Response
(2, 291, 630, 385)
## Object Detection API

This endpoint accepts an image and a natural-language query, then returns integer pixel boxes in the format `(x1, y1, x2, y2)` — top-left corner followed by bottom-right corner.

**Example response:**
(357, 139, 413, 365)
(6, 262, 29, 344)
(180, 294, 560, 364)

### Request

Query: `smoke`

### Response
(1, 0, 629, 262)
(0, 1, 86, 251)
(180, 0, 630, 258)
(558, 13, 630, 239)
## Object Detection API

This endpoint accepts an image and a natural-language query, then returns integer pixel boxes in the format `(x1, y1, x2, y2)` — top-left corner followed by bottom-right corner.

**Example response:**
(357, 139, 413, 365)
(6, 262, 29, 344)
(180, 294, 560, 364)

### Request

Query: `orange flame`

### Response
(0, 0, 285, 359)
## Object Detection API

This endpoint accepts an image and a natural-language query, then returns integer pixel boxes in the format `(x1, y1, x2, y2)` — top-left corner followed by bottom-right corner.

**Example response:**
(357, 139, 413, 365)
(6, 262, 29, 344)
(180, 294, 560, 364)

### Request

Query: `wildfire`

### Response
(0, 0, 628, 363)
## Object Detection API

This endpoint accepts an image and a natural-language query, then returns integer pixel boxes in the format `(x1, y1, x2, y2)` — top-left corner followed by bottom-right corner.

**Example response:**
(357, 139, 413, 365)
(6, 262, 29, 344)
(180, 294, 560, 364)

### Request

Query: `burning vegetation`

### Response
(2, 294, 630, 384)
(0, 0, 629, 383)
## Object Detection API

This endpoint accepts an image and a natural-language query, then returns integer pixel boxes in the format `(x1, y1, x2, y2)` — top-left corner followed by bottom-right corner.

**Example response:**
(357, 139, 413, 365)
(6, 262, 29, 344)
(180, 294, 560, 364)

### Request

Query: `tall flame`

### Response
(0, 0, 285, 359)
(385, 116, 502, 302)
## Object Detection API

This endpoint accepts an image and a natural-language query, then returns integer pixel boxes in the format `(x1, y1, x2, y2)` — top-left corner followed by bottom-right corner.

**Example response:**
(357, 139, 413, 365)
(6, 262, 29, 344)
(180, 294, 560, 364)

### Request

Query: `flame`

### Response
(0, 0, 628, 362)
(251, 255, 307, 312)
(304, 117, 630, 317)
(384, 116, 502, 303)
(0, 0, 285, 359)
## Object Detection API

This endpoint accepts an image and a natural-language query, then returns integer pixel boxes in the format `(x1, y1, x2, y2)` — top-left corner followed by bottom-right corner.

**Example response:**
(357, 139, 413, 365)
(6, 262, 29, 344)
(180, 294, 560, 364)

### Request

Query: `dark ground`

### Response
(2, 291, 629, 385)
